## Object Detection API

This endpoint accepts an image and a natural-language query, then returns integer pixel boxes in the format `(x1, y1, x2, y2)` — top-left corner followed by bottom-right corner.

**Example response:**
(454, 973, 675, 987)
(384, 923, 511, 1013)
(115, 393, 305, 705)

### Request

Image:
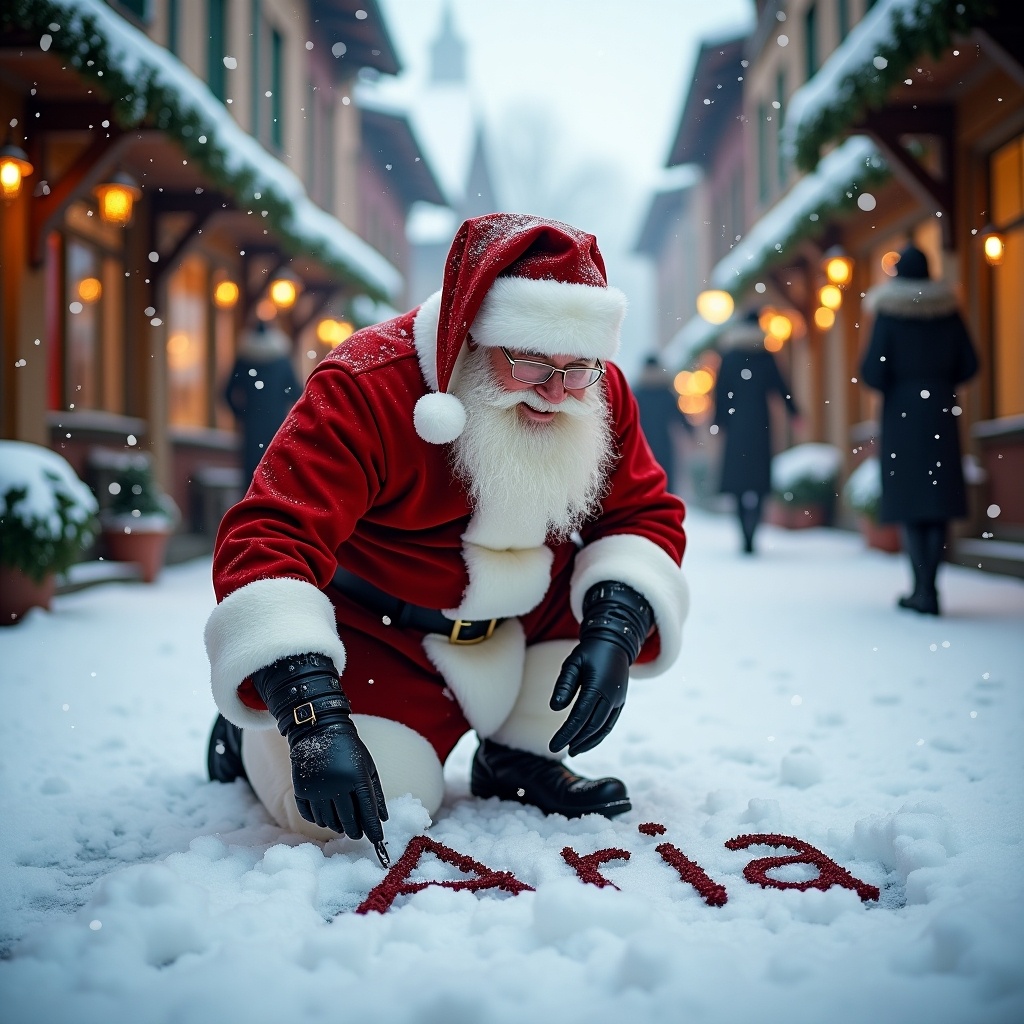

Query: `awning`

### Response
(710, 136, 888, 295)
(782, 0, 988, 172)
(7, 0, 402, 301)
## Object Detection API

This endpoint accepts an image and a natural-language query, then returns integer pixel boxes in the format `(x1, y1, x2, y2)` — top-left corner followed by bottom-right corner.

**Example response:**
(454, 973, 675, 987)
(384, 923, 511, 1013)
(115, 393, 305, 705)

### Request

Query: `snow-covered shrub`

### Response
(771, 442, 842, 506)
(843, 457, 882, 521)
(101, 456, 179, 533)
(0, 441, 98, 581)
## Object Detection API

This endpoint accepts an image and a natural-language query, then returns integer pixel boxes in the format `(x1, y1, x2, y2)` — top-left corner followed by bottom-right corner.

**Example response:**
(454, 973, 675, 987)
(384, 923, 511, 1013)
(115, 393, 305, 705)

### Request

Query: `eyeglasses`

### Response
(500, 348, 605, 390)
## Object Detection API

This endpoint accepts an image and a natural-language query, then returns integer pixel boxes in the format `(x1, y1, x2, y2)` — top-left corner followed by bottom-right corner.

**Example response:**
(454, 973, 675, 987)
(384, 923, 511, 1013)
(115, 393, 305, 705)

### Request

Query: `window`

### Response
(758, 101, 770, 204)
(805, 3, 819, 80)
(776, 70, 788, 188)
(838, 0, 850, 41)
(208, 0, 227, 102)
(168, 0, 179, 54)
(271, 28, 284, 150)
(166, 256, 210, 428)
(115, 0, 150, 21)
(65, 238, 102, 411)
(990, 133, 1024, 416)
(251, 0, 261, 137)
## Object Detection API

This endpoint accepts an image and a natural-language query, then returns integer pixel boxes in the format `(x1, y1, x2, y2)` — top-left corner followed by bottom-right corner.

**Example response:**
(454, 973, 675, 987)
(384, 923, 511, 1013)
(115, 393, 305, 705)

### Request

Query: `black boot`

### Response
(898, 522, 941, 615)
(471, 739, 631, 819)
(207, 714, 249, 784)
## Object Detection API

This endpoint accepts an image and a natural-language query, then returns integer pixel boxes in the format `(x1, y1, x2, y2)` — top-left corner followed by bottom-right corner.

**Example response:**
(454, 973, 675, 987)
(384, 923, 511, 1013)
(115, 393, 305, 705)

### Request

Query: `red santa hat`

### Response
(413, 213, 628, 444)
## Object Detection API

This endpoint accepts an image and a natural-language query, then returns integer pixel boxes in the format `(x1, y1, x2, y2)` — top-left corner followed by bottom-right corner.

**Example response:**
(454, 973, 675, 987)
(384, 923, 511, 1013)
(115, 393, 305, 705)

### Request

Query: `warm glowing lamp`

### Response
(814, 307, 836, 330)
(696, 289, 734, 325)
(93, 172, 142, 226)
(316, 318, 354, 347)
(269, 269, 302, 310)
(822, 247, 854, 286)
(256, 298, 278, 322)
(77, 277, 103, 303)
(767, 313, 792, 343)
(213, 280, 240, 308)
(982, 228, 1004, 267)
(819, 284, 843, 311)
(0, 141, 33, 201)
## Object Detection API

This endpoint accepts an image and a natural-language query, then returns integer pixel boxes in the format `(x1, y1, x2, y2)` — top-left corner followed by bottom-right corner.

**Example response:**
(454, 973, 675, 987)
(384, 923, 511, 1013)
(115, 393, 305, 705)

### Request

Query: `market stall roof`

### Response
(310, 0, 401, 77)
(782, 0, 990, 172)
(666, 33, 747, 169)
(663, 314, 721, 371)
(3, 0, 402, 301)
(710, 135, 888, 296)
(358, 103, 447, 209)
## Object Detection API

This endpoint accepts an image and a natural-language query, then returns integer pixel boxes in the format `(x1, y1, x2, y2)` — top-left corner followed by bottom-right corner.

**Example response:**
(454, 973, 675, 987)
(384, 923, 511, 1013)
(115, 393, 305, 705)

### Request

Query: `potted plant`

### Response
(0, 440, 98, 624)
(100, 457, 179, 583)
(843, 457, 901, 552)
(769, 443, 841, 529)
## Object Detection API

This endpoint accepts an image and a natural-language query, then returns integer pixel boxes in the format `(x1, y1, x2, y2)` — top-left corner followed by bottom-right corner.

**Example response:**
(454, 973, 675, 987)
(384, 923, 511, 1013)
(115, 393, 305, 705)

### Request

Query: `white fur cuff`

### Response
(570, 534, 688, 677)
(204, 577, 347, 729)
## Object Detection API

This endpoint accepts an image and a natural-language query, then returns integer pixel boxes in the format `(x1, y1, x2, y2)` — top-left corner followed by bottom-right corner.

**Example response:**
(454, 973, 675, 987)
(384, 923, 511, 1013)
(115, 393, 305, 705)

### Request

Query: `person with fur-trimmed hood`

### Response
(861, 242, 978, 616)
(204, 214, 688, 864)
(712, 310, 799, 554)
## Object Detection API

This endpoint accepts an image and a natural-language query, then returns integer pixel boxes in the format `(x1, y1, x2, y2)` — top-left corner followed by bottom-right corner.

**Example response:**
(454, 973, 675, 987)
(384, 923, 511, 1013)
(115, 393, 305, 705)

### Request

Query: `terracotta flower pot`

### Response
(102, 526, 172, 584)
(767, 499, 829, 530)
(860, 518, 902, 553)
(0, 565, 56, 625)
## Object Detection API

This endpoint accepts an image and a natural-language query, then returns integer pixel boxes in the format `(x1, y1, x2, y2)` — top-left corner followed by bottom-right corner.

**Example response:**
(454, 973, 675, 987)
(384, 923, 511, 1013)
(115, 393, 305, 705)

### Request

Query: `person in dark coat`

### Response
(712, 311, 799, 553)
(632, 354, 693, 494)
(860, 243, 979, 615)
(224, 321, 302, 482)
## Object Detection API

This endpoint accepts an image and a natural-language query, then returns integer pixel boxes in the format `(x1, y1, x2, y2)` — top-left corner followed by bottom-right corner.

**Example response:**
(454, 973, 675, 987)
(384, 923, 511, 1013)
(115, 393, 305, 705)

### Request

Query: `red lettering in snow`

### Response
(655, 842, 729, 907)
(725, 833, 880, 903)
(356, 835, 534, 914)
(561, 847, 631, 890)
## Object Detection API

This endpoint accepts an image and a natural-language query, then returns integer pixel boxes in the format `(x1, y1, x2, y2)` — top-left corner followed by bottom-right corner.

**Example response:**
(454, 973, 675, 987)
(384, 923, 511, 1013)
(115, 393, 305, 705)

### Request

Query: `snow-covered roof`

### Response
(710, 136, 887, 295)
(782, 0, 988, 172)
(18, 0, 402, 301)
(406, 202, 460, 246)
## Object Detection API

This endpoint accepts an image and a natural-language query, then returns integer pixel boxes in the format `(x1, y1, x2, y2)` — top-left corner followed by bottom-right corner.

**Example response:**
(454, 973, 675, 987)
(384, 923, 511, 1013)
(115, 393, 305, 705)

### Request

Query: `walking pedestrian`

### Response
(633, 354, 693, 494)
(223, 321, 302, 483)
(860, 243, 979, 615)
(712, 310, 799, 553)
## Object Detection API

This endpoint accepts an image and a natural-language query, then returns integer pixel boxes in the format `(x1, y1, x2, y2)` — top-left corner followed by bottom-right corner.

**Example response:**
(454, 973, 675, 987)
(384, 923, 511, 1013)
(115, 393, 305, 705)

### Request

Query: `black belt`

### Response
(331, 566, 502, 645)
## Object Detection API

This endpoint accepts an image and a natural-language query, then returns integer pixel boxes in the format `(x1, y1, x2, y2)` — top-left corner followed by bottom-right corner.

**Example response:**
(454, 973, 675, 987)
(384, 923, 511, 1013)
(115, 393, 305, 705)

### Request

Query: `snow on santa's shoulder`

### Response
(0, 510, 1021, 1023)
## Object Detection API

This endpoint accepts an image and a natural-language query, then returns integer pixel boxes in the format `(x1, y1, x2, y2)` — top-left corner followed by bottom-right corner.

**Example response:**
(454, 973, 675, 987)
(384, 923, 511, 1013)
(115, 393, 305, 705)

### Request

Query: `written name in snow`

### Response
(354, 822, 879, 915)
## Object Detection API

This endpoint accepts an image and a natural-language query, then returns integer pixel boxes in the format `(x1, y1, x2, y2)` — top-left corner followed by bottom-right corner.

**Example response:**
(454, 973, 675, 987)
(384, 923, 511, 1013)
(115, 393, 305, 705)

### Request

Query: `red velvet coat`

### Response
(204, 304, 688, 752)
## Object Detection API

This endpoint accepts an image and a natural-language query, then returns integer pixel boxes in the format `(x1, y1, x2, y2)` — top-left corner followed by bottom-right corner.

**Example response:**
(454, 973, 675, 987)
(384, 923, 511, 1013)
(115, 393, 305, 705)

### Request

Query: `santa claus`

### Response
(205, 213, 689, 866)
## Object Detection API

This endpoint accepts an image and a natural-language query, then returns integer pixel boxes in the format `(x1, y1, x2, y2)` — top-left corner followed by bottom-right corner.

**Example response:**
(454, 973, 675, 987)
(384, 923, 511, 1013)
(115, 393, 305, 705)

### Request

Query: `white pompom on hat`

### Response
(412, 213, 627, 445)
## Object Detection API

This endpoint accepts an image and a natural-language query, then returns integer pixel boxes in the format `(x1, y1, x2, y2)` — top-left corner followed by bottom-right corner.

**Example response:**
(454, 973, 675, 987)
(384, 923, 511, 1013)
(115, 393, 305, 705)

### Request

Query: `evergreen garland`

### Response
(3, 0, 392, 301)
(790, 0, 993, 173)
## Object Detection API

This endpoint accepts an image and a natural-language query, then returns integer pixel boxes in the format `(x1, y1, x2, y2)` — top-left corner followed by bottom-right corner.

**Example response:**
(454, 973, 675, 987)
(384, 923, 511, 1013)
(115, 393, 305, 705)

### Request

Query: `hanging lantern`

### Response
(880, 250, 901, 277)
(316, 318, 354, 347)
(213, 280, 240, 308)
(821, 246, 854, 286)
(818, 284, 843, 311)
(269, 269, 302, 309)
(695, 289, 734, 325)
(0, 141, 33, 201)
(77, 277, 103, 303)
(814, 307, 836, 330)
(93, 172, 142, 226)
(981, 227, 1004, 267)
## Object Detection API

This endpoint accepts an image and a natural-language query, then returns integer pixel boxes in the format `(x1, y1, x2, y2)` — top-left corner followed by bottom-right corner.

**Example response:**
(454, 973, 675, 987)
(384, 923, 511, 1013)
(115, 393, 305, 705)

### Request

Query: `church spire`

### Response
(429, 3, 466, 85)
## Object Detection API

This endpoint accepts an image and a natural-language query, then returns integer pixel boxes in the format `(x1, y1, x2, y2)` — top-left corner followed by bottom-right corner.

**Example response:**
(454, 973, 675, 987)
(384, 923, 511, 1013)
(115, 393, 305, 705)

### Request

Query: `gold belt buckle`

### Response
(449, 618, 497, 645)
(293, 702, 316, 726)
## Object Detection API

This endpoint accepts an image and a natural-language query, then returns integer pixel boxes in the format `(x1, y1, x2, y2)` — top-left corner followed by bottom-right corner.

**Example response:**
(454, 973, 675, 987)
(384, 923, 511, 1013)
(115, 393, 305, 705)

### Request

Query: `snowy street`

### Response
(1, 508, 1022, 1024)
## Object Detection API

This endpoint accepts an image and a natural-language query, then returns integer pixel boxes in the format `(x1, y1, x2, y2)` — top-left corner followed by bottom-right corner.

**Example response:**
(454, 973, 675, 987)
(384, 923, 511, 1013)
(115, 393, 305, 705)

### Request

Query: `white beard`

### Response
(450, 346, 614, 547)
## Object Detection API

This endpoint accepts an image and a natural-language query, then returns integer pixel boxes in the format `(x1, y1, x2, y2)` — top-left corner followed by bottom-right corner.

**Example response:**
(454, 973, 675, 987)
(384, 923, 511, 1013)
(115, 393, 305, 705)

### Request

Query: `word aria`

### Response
(356, 822, 879, 915)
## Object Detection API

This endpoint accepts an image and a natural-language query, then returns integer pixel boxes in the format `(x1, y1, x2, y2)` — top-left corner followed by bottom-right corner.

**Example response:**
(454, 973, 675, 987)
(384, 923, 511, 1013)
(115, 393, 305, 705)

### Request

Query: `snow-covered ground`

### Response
(1, 509, 1022, 1023)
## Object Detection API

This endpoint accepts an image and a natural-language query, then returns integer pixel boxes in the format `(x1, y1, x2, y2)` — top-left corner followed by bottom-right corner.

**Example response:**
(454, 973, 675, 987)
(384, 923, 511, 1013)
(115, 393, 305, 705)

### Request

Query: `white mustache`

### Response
(477, 380, 594, 417)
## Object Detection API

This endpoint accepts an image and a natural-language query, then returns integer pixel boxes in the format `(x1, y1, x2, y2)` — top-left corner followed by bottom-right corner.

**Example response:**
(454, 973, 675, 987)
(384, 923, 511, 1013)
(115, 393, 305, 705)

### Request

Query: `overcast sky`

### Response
(375, 0, 756, 370)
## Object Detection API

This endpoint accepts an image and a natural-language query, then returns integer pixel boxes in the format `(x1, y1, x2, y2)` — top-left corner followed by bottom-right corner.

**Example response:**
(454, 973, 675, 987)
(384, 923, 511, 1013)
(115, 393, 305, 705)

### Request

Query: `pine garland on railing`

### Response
(791, 0, 993, 173)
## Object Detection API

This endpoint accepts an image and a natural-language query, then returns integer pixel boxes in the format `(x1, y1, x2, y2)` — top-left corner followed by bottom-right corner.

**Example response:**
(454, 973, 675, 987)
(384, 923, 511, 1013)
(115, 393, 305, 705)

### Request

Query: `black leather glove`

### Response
(251, 652, 390, 865)
(550, 581, 654, 757)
